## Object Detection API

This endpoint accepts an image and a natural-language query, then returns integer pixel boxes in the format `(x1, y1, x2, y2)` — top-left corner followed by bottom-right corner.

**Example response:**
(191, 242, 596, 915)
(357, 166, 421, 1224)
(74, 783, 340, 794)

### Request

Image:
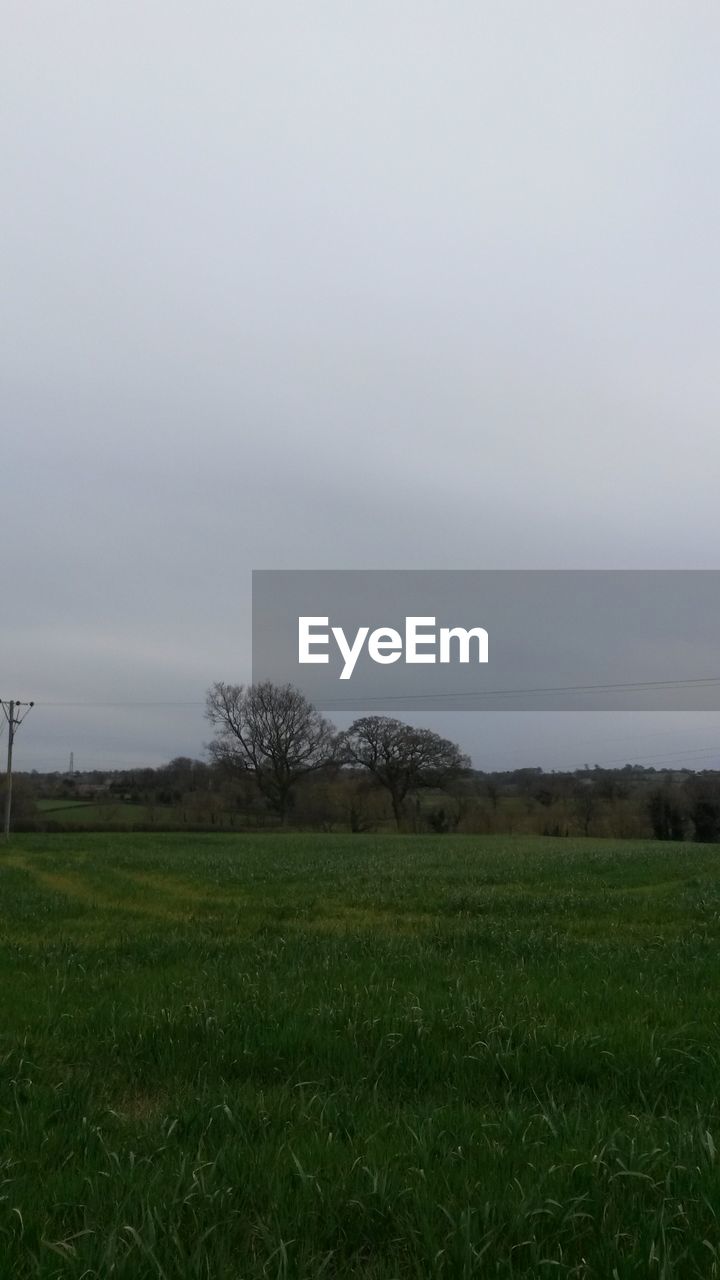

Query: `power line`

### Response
(318, 675, 720, 706)
(16, 682, 720, 776)
(35, 700, 205, 708)
(28, 675, 720, 709)
(551, 745, 720, 772)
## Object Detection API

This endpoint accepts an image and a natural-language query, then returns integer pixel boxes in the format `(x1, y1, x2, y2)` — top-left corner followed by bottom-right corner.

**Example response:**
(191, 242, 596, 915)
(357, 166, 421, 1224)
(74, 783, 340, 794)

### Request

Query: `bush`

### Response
(648, 787, 685, 841)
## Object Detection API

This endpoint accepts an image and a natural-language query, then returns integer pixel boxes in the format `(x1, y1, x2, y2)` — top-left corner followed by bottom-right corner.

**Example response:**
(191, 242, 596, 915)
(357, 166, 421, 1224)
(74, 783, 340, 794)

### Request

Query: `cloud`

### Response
(3, 2, 719, 767)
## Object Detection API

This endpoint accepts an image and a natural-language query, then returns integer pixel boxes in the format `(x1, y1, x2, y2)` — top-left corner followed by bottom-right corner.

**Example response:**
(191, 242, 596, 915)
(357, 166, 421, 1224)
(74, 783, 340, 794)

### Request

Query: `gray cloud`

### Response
(3, 2, 720, 771)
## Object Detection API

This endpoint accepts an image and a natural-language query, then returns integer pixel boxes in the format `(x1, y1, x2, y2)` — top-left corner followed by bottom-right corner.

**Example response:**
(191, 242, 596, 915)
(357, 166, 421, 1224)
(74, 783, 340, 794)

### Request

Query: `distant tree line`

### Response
(7, 681, 720, 840)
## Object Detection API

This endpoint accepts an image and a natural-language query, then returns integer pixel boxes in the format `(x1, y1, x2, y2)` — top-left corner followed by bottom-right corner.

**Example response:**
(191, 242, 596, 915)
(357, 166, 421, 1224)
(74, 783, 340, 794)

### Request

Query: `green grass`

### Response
(34, 800, 256, 830)
(1, 833, 720, 1278)
(36, 800, 175, 826)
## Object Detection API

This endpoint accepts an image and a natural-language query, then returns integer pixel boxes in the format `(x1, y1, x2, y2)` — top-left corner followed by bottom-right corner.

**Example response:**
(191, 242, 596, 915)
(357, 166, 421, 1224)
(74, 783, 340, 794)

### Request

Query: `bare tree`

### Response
(340, 716, 469, 828)
(484, 779, 500, 811)
(572, 779, 596, 836)
(206, 681, 337, 824)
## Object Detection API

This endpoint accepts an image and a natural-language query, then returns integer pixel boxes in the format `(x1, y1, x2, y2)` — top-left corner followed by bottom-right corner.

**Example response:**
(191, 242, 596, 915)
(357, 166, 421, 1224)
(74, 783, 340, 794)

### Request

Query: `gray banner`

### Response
(252, 571, 720, 711)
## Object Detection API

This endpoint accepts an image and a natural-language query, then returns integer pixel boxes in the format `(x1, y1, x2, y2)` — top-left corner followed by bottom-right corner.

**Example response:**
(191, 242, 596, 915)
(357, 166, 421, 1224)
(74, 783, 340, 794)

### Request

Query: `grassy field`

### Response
(34, 800, 263, 831)
(35, 800, 178, 827)
(1, 833, 720, 1278)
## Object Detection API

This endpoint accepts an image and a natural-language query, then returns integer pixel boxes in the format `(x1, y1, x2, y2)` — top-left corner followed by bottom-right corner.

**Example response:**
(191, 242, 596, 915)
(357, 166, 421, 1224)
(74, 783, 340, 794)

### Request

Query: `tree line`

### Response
(8, 680, 720, 840)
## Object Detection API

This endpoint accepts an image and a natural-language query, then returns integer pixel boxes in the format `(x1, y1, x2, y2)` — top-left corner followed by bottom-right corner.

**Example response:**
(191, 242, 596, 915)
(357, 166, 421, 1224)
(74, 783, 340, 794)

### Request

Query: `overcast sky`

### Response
(3, 2, 720, 772)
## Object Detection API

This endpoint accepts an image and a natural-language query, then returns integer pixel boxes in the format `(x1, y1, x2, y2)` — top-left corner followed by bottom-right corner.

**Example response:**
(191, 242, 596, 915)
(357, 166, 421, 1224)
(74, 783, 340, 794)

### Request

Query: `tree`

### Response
(572, 779, 596, 836)
(205, 681, 337, 824)
(339, 716, 469, 828)
(648, 785, 685, 841)
(485, 779, 500, 811)
(690, 797, 720, 843)
(686, 777, 720, 843)
(0, 774, 37, 829)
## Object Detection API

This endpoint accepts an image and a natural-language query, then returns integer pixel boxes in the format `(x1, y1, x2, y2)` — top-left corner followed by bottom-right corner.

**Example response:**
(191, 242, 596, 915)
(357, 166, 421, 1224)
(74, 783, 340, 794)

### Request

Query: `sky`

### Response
(3, 2, 720, 772)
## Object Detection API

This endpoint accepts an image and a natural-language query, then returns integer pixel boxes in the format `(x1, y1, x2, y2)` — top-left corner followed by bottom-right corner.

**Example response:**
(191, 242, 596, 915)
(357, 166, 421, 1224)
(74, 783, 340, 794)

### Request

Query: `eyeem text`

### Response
(298, 616, 489, 680)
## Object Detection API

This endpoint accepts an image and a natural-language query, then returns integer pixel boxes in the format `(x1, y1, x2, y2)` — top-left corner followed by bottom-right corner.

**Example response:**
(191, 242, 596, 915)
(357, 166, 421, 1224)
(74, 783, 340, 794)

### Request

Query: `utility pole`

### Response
(1, 700, 34, 839)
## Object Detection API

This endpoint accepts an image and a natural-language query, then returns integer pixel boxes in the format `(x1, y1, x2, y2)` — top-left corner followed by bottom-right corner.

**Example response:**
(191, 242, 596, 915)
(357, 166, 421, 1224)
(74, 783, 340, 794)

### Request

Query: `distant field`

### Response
(1, 833, 720, 1278)
(34, 800, 258, 830)
(36, 799, 176, 826)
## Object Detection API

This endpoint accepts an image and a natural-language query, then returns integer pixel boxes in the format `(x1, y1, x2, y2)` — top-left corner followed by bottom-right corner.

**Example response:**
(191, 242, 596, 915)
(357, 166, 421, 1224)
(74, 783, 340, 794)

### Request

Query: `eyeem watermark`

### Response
(253, 570, 720, 711)
(298, 616, 489, 679)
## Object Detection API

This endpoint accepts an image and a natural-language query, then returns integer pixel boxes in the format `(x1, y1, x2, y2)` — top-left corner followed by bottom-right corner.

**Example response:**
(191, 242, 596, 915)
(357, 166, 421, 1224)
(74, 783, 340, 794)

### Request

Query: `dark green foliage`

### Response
(691, 798, 720, 842)
(426, 806, 452, 833)
(648, 786, 685, 841)
(687, 779, 720, 843)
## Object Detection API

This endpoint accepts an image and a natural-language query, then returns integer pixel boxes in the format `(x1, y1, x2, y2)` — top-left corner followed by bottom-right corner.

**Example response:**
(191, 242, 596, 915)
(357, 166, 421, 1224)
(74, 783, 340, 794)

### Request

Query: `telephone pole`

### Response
(1, 700, 34, 839)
